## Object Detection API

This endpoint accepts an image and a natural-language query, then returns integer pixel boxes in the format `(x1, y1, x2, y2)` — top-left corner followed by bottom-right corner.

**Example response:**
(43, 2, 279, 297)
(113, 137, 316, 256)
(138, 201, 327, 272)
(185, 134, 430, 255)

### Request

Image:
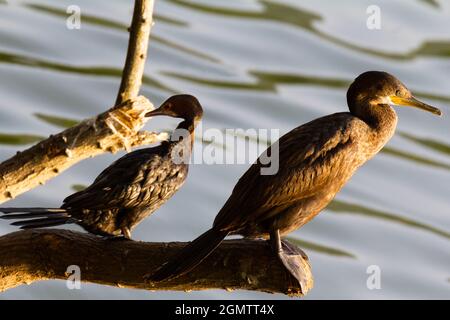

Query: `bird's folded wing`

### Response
(62, 148, 171, 210)
(213, 113, 365, 230)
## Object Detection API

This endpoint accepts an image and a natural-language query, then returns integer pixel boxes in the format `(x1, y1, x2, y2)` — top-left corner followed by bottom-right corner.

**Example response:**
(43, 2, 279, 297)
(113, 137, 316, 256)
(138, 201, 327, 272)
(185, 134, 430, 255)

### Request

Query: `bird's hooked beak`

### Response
(145, 104, 171, 117)
(145, 109, 165, 117)
(389, 95, 442, 116)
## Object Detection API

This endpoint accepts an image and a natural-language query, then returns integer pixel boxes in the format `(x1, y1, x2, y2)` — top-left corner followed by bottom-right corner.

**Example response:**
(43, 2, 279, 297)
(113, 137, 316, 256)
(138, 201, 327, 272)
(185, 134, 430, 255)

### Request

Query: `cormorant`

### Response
(148, 71, 441, 282)
(0, 94, 203, 239)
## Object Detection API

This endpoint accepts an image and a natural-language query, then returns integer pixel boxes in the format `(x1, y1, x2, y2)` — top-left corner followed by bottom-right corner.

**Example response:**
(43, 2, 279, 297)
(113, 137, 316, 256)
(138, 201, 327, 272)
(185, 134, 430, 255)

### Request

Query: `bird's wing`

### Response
(213, 113, 367, 230)
(63, 144, 183, 210)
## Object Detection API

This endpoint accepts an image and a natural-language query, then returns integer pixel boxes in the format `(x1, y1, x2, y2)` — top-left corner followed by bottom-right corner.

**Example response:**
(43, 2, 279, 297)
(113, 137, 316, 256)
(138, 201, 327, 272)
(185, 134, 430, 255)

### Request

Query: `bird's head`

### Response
(145, 94, 203, 123)
(347, 71, 441, 118)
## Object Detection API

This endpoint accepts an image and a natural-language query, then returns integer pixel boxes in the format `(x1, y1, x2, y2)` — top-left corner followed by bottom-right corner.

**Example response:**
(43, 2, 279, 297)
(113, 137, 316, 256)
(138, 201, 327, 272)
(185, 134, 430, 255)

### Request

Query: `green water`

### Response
(0, 0, 449, 299)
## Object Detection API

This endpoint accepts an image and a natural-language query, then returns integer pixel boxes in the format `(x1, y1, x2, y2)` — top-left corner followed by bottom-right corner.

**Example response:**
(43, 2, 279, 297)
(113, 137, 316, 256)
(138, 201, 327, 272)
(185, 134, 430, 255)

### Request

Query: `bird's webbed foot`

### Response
(269, 229, 309, 288)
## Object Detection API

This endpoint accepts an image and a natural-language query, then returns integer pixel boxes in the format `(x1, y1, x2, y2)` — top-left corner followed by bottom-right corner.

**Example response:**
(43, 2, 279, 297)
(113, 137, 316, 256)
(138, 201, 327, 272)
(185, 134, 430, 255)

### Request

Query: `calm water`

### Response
(0, 0, 449, 299)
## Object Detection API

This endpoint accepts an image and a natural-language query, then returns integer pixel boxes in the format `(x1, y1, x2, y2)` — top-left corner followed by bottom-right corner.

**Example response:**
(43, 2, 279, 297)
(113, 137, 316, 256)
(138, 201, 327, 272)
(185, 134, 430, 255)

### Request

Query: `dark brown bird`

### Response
(0, 94, 203, 239)
(148, 71, 442, 282)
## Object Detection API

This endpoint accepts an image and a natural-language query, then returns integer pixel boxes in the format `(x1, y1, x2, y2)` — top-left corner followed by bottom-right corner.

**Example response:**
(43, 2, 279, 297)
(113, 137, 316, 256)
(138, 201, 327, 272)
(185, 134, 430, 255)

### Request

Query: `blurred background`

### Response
(0, 0, 449, 299)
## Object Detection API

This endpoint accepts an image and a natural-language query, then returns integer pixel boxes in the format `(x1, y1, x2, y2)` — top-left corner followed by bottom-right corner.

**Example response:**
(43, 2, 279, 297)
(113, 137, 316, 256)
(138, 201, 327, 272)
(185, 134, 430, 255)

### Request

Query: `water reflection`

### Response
(167, 0, 323, 30)
(161, 70, 450, 104)
(286, 236, 356, 258)
(0, 133, 43, 145)
(399, 131, 450, 156)
(328, 199, 450, 240)
(382, 146, 450, 171)
(0, 50, 173, 93)
(26, 3, 189, 28)
(167, 0, 450, 60)
(419, 0, 440, 8)
(34, 113, 79, 129)
(0, 50, 122, 76)
(71, 184, 86, 192)
(25, 3, 220, 63)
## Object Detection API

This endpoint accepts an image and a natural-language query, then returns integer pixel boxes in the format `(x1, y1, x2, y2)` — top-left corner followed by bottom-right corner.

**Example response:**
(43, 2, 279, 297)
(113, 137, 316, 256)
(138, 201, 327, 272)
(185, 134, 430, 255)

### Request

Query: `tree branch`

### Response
(116, 0, 154, 105)
(0, 0, 160, 204)
(0, 229, 313, 296)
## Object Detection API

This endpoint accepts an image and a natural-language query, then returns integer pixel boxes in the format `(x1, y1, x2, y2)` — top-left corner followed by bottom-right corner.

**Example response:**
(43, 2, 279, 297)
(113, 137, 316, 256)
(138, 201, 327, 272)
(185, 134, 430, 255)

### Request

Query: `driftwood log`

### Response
(0, 229, 313, 296)
(0, 0, 314, 296)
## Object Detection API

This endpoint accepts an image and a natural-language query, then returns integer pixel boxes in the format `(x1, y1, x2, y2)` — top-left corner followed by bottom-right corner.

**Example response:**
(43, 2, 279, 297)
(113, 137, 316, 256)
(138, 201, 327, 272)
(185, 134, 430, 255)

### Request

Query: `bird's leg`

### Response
(121, 226, 132, 240)
(270, 228, 283, 254)
(269, 229, 307, 286)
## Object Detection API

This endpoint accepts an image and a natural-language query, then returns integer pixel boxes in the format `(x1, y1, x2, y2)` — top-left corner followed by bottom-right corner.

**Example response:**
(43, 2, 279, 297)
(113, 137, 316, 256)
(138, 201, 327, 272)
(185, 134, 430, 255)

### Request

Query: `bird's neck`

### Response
(362, 104, 398, 154)
(174, 119, 196, 133)
(168, 119, 196, 156)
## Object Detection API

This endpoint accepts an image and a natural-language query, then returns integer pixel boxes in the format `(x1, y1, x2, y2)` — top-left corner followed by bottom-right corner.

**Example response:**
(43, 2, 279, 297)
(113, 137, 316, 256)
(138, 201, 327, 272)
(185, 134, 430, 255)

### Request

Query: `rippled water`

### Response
(0, 0, 449, 299)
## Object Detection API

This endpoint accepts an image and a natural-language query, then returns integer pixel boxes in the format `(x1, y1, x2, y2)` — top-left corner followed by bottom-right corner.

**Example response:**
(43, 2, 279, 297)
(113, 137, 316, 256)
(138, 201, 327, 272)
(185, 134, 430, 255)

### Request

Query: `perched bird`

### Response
(0, 94, 203, 239)
(148, 71, 442, 282)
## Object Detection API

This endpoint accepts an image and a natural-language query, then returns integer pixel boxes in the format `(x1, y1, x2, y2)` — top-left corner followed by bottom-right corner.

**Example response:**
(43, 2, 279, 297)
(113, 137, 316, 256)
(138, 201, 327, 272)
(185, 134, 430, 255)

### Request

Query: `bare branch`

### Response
(116, 0, 154, 105)
(0, 229, 313, 296)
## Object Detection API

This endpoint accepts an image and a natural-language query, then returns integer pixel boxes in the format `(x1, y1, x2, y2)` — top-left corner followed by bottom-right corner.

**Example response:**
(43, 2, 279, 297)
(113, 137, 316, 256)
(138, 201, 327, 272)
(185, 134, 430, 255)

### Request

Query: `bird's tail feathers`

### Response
(0, 207, 75, 229)
(149, 228, 228, 282)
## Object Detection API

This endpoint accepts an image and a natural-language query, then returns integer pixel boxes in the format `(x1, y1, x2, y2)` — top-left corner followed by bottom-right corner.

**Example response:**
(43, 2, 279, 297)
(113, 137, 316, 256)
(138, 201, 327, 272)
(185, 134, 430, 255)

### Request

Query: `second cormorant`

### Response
(0, 94, 203, 239)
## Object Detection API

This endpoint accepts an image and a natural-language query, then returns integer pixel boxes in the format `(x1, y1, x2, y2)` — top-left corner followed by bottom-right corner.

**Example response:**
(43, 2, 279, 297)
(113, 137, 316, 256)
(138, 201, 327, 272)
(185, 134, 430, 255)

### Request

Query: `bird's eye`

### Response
(395, 90, 402, 96)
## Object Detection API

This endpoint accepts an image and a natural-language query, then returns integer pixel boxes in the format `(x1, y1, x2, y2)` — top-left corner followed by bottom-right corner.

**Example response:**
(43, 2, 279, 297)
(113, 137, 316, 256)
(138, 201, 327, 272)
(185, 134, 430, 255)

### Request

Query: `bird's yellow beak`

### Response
(389, 96, 442, 116)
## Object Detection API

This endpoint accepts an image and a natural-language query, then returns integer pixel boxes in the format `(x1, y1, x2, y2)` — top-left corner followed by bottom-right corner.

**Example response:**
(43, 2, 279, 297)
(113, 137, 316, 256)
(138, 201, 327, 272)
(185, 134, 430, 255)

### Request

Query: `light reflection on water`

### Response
(0, 0, 449, 299)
